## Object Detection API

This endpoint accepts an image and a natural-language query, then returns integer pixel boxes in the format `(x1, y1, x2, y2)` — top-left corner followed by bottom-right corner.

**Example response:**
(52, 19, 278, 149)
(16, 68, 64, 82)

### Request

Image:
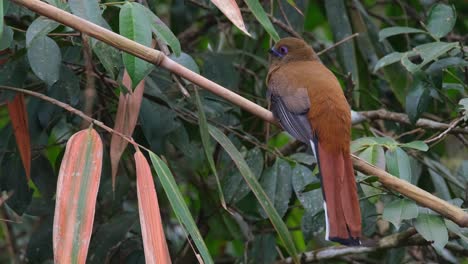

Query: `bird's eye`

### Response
(279, 46, 288, 54)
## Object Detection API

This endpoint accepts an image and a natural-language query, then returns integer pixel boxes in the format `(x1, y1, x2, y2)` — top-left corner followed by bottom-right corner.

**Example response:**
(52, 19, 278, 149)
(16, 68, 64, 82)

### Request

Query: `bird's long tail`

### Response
(310, 139, 361, 245)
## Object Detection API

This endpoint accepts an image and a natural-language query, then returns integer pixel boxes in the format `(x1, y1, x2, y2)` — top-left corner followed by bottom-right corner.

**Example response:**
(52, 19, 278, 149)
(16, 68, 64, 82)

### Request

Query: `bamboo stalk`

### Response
(10, 0, 468, 228)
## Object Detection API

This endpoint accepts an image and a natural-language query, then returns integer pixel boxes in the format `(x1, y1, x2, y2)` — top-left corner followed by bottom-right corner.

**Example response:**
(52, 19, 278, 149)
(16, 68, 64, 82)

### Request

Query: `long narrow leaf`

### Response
(0, 0, 3, 38)
(149, 152, 213, 264)
(135, 151, 171, 264)
(207, 125, 299, 263)
(325, 0, 359, 105)
(53, 128, 103, 264)
(141, 6, 182, 56)
(210, 0, 251, 37)
(194, 88, 226, 209)
(110, 71, 144, 190)
(243, 0, 280, 41)
(7, 93, 31, 180)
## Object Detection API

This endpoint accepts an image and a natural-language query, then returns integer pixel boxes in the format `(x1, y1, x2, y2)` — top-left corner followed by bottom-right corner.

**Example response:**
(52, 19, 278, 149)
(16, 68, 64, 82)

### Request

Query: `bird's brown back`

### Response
(268, 60, 351, 153)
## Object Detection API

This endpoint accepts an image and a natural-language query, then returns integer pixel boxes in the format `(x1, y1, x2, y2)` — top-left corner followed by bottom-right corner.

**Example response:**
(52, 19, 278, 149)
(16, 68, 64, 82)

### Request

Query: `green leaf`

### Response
(382, 198, 418, 229)
(119, 2, 154, 88)
(248, 234, 278, 264)
(427, 4, 456, 39)
(417, 42, 459, 65)
(373, 52, 404, 72)
(378, 26, 426, 41)
(139, 99, 181, 152)
(414, 214, 448, 251)
(27, 36, 61, 86)
(149, 152, 214, 264)
(207, 125, 299, 263)
(288, 152, 315, 165)
(92, 41, 121, 79)
(358, 145, 385, 203)
(258, 158, 292, 218)
(351, 137, 378, 153)
(69, 0, 120, 79)
(0, 0, 3, 38)
(142, 5, 181, 56)
(427, 165, 451, 200)
(87, 213, 137, 264)
(402, 42, 459, 73)
(222, 147, 263, 204)
(301, 210, 325, 241)
(352, 0, 409, 105)
(445, 220, 468, 244)
(291, 164, 323, 214)
(45, 0, 68, 9)
(385, 147, 412, 183)
(426, 57, 468, 74)
(406, 73, 431, 123)
(401, 141, 429, 151)
(459, 98, 468, 121)
(169, 52, 199, 74)
(25, 16, 60, 47)
(373, 137, 398, 148)
(243, 0, 280, 41)
(0, 25, 13, 50)
(69, 0, 109, 29)
(325, 0, 359, 105)
(194, 88, 226, 208)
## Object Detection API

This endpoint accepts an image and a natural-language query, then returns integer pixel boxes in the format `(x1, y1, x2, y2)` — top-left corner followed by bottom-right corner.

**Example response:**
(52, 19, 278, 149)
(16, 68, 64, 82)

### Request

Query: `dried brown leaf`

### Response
(110, 70, 144, 190)
(7, 93, 31, 180)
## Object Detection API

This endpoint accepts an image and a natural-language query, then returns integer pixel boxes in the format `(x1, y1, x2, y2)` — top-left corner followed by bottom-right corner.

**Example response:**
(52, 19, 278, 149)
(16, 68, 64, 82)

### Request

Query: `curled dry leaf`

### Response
(7, 93, 31, 180)
(110, 70, 145, 190)
(53, 128, 103, 264)
(135, 151, 171, 264)
(210, 0, 251, 36)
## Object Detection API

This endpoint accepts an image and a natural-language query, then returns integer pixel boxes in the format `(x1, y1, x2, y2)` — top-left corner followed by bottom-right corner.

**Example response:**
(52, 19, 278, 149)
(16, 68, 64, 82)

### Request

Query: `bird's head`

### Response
(269, 37, 318, 66)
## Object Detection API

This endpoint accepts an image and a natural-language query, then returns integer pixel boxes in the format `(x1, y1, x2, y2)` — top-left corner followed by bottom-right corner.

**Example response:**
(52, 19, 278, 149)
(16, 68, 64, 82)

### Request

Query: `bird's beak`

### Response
(269, 47, 283, 58)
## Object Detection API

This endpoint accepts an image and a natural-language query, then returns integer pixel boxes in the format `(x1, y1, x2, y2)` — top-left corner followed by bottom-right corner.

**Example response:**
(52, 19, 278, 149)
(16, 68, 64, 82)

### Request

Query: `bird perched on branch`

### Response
(267, 37, 361, 246)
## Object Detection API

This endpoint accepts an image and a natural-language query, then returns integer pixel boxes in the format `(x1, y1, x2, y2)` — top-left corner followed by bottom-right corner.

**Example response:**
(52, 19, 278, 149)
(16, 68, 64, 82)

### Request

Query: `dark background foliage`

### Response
(0, 0, 467, 263)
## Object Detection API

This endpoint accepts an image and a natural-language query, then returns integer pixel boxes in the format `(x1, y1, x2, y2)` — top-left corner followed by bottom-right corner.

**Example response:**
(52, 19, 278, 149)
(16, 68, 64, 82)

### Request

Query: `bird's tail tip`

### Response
(329, 236, 361, 246)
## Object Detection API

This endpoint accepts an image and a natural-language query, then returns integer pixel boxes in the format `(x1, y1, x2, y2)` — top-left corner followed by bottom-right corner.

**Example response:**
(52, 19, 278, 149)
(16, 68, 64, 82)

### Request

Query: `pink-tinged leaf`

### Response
(135, 151, 171, 264)
(210, 0, 251, 36)
(7, 93, 31, 180)
(53, 128, 103, 264)
(110, 70, 144, 190)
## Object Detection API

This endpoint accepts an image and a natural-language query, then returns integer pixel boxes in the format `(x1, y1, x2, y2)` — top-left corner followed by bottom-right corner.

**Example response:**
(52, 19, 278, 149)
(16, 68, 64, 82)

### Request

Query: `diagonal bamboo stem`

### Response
(10, 0, 468, 228)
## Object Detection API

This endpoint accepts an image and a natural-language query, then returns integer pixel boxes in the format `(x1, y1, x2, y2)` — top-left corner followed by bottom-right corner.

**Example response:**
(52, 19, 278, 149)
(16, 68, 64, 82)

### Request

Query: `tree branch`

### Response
(10, 0, 468, 228)
(352, 109, 468, 134)
(276, 229, 432, 263)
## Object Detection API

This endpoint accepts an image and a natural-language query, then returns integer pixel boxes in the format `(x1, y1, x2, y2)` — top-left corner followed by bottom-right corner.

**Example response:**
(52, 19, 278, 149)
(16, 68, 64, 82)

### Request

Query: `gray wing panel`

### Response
(270, 94, 313, 143)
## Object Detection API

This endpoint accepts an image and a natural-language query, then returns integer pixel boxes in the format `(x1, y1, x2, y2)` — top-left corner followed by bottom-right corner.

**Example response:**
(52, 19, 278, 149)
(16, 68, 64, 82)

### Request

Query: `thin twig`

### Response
(394, 128, 425, 140)
(424, 117, 464, 144)
(276, 0, 293, 30)
(0, 206, 17, 262)
(277, 228, 426, 263)
(7, 25, 81, 36)
(0, 85, 149, 153)
(354, 109, 468, 134)
(317, 33, 360, 56)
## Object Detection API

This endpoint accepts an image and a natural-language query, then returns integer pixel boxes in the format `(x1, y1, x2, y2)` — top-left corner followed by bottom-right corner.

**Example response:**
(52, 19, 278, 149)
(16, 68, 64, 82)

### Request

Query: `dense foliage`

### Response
(0, 0, 467, 263)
